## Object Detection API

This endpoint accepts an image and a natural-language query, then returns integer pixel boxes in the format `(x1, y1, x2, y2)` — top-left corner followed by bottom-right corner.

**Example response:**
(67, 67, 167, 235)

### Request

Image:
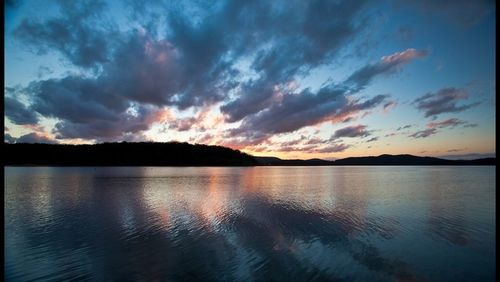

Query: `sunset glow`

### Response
(5, 0, 495, 160)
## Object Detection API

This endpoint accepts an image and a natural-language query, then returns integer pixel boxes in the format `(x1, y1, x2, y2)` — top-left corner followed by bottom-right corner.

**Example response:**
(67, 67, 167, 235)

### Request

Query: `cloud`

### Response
(5, 96, 39, 125)
(166, 107, 222, 133)
(304, 137, 326, 145)
(225, 47, 426, 145)
(409, 118, 476, 139)
(7, 1, 426, 147)
(313, 143, 351, 153)
(4, 133, 17, 143)
(278, 136, 307, 147)
(385, 132, 398, 137)
(408, 128, 438, 138)
(219, 0, 370, 122)
(366, 137, 379, 142)
(383, 101, 397, 113)
(413, 87, 480, 118)
(15, 28, 231, 141)
(189, 133, 215, 145)
(396, 124, 412, 131)
(51, 105, 165, 141)
(463, 123, 478, 128)
(345, 48, 428, 91)
(427, 118, 466, 129)
(272, 142, 350, 154)
(7, 132, 58, 144)
(268, 135, 352, 154)
(229, 90, 388, 146)
(14, 0, 116, 68)
(332, 125, 370, 139)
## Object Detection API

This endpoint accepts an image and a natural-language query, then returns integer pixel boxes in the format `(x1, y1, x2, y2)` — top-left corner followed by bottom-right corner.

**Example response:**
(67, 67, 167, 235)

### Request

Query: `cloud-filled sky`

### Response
(4, 0, 496, 159)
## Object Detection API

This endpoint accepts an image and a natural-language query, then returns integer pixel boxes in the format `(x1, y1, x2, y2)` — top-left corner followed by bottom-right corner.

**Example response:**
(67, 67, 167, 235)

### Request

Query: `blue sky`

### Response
(4, 0, 496, 159)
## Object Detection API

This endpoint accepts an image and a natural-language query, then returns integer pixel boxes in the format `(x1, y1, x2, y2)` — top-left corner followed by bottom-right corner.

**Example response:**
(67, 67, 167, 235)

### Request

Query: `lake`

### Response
(4, 166, 495, 281)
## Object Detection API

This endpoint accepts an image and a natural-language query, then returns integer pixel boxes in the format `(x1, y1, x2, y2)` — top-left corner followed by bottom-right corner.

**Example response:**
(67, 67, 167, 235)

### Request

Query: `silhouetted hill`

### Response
(255, 156, 334, 166)
(256, 154, 495, 166)
(3, 143, 494, 166)
(333, 154, 495, 165)
(4, 142, 258, 166)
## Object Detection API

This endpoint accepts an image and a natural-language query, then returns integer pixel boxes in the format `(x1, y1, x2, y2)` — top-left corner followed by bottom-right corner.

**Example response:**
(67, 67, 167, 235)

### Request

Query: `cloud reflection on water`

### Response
(4, 166, 495, 281)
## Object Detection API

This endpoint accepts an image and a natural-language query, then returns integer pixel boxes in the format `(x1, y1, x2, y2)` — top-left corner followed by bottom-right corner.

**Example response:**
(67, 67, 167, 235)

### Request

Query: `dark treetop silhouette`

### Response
(3, 142, 495, 166)
(3, 142, 258, 166)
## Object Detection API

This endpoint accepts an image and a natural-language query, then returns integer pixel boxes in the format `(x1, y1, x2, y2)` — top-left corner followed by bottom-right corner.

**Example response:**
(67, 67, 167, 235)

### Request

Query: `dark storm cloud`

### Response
(413, 87, 480, 118)
(5, 96, 39, 125)
(408, 128, 438, 138)
(14, 0, 116, 68)
(331, 125, 370, 139)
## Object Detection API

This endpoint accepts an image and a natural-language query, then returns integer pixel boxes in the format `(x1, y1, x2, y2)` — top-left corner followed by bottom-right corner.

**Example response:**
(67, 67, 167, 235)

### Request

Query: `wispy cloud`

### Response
(413, 87, 479, 118)
(383, 101, 397, 113)
(409, 117, 477, 139)
(408, 128, 438, 138)
(427, 118, 466, 128)
(396, 124, 412, 131)
(345, 48, 428, 91)
(331, 125, 371, 140)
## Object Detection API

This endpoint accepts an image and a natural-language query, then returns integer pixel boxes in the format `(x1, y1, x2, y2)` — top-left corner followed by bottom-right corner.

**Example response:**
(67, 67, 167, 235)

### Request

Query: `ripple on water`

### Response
(4, 166, 496, 281)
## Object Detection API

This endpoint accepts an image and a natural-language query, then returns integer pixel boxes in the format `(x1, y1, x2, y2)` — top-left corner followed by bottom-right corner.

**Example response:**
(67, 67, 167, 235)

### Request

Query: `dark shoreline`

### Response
(3, 142, 496, 166)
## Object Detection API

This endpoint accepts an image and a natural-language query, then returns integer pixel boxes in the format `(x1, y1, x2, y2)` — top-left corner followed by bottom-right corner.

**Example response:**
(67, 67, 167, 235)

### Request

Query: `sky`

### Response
(4, 0, 496, 160)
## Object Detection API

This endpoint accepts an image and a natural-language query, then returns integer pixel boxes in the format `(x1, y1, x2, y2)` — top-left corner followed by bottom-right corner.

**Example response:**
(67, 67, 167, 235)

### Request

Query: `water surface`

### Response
(5, 166, 495, 281)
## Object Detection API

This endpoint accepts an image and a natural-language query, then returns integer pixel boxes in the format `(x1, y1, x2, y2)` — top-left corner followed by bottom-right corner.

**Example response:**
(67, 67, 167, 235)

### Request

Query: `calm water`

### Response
(5, 166, 495, 281)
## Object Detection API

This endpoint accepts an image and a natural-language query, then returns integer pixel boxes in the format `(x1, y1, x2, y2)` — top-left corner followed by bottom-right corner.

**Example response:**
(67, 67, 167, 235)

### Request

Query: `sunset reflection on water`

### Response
(5, 166, 495, 281)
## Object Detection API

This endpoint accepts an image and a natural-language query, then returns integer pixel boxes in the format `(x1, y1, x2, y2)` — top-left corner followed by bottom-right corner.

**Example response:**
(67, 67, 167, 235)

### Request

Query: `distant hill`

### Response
(332, 154, 495, 165)
(4, 142, 258, 166)
(3, 143, 495, 166)
(255, 156, 334, 166)
(256, 154, 495, 166)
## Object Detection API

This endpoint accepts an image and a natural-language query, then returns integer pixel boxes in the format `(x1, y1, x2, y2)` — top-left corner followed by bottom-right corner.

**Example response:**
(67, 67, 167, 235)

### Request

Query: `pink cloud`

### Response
(381, 48, 428, 65)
